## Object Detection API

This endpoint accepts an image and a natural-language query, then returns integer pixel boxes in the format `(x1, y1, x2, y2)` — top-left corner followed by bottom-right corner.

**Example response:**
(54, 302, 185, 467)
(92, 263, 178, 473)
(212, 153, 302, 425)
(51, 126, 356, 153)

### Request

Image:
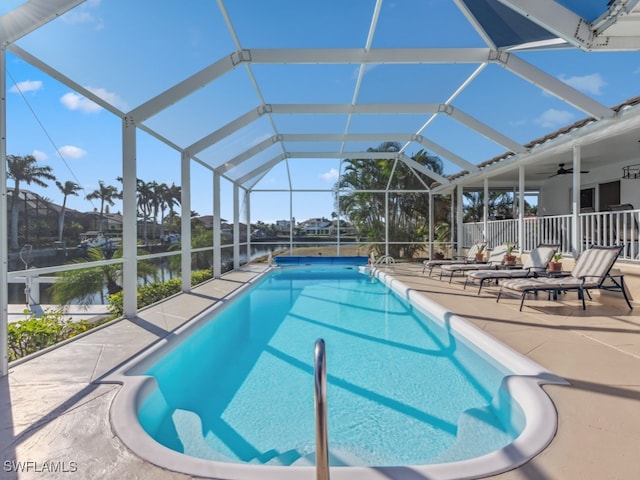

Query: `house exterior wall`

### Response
(539, 158, 640, 215)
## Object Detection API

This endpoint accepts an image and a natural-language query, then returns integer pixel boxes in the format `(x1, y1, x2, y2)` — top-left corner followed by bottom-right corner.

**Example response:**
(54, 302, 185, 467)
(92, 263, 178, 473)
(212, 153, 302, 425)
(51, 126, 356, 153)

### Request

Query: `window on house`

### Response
(580, 188, 594, 211)
(599, 180, 620, 211)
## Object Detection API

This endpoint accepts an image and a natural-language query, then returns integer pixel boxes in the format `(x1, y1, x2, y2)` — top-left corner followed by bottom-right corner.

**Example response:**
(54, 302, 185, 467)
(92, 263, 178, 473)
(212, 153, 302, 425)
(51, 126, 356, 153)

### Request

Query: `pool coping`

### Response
(103, 265, 569, 480)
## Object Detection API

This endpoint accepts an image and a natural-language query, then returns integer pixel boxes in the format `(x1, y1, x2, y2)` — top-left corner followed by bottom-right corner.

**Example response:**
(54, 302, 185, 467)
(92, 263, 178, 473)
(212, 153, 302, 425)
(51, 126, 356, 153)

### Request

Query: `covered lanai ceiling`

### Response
(3, 0, 640, 194)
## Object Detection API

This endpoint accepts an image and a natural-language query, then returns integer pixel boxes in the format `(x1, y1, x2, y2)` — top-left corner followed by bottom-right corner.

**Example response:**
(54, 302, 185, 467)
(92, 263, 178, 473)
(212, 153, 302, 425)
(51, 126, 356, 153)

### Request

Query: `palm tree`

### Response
(86, 181, 121, 232)
(6, 154, 56, 250)
(50, 246, 156, 306)
(165, 182, 181, 234)
(136, 179, 154, 243)
(337, 143, 444, 258)
(55, 180, 81, 243)
(463, 191, 514, 222)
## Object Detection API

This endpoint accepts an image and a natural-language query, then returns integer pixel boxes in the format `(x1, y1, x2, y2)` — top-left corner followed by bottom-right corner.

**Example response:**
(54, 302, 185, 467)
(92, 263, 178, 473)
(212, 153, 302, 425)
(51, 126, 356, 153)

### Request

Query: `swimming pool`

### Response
(108, 265, 566, 480)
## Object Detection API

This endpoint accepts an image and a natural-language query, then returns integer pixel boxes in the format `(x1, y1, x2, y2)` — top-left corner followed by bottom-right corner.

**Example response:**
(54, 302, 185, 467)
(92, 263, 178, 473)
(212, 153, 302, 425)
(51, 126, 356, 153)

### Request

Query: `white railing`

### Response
(524, 215, 572, 253)
(581, 209, 639, 260)
(461, 209, 640, 261)
(461, 218, 524, 250)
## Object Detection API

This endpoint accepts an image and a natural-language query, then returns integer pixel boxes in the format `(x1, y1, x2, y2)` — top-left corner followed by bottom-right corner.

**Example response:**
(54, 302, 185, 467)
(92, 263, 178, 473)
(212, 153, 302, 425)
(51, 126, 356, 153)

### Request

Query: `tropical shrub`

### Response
(108, 269, 213, 317)
(7, 309, 108, 361)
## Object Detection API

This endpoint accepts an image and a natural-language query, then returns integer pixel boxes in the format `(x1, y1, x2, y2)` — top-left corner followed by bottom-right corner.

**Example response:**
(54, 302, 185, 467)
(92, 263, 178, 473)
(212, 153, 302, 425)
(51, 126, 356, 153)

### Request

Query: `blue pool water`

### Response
(137, 267, 524, 467)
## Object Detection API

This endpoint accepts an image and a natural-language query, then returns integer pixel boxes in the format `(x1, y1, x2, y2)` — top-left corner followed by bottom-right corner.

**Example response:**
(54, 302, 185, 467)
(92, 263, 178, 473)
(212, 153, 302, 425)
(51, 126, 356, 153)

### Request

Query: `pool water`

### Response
(138, 267, 524, 467)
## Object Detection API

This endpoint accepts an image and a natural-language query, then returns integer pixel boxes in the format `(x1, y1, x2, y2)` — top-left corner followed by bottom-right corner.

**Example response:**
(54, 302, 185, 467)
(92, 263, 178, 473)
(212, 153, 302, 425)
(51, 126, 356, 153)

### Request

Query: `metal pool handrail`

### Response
(314, 338, 330, 480)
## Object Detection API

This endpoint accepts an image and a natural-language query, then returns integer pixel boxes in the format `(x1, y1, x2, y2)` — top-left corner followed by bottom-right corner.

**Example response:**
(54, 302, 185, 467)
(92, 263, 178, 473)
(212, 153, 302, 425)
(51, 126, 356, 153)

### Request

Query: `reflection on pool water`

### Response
(108, 265, 567, 480)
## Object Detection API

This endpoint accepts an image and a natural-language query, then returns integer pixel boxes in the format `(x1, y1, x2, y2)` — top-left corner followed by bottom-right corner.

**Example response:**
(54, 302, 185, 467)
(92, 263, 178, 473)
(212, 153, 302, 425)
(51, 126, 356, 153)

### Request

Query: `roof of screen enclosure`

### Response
(2, 0, 640, 194)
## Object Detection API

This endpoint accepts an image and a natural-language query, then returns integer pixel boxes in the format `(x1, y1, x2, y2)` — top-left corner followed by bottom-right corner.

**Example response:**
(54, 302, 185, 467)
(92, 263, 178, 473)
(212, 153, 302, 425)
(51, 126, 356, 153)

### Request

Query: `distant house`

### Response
(194, 215, 228, 230)
(301, 217, 332, 235)
(329, 220, 357, 236)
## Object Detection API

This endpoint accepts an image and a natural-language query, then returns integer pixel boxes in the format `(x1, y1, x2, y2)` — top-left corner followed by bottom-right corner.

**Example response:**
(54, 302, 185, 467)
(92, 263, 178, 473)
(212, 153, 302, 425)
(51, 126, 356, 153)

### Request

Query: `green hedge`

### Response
(8, 310, 108, 361)
(108, 269, 213, 317)
(8, 270, 213, 362)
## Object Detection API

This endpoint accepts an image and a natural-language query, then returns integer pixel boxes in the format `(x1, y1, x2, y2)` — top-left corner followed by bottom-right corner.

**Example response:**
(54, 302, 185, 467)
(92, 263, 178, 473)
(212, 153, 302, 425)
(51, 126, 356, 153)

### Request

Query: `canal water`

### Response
(7, 243, 290, 305)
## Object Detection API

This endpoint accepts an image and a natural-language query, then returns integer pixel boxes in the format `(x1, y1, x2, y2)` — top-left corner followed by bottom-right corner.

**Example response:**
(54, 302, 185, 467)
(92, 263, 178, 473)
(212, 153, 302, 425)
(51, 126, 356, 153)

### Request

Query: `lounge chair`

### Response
(496, 245, 633, 311)
(422, 242, 486, 277)
(440, 244, 509, 283)
(464, 244, 558, 295)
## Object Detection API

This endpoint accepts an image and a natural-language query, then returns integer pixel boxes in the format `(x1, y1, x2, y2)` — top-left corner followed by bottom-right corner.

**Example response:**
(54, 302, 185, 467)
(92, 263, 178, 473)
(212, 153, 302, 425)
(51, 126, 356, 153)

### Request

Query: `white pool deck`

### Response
(1, 262, 639, 479)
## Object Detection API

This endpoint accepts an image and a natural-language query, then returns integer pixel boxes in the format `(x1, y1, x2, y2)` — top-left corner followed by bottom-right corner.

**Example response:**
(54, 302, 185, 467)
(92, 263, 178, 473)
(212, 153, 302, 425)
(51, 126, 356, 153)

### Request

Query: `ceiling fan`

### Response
(547, 163, 590, 178)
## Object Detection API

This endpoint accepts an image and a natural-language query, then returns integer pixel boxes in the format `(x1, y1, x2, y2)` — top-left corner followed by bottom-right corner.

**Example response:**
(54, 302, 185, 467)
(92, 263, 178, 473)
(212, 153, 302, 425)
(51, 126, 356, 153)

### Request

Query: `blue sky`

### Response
(4, 0, 640, 224)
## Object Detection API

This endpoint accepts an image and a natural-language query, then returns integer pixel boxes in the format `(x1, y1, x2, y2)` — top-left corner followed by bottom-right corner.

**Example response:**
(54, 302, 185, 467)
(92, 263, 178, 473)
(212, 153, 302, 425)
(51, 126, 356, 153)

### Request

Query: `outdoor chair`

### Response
(422, 242, 486, 277)
(464, 244, 558, 295)
(496, 245, 632, 311)
(439, 244, 509, 283)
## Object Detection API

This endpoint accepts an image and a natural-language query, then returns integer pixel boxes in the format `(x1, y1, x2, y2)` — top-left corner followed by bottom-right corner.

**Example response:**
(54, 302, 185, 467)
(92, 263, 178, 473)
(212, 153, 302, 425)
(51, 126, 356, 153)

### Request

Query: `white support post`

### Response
(122, 116, 138, 319)
(450, 191, 455, 253)
(571, 145, 582, 258)
(483, 178, 489, 243)
(518, 166, 525, 253)
(456, 186, 464, 253)
(181, 151, 191, 291)
(428, 192, 434, 258)
(336, 194, 341, 256)
(289, 190, 293, 254)
(245, 191, 251, 263)
(385, 191, 389, 257)
(233, 183, 240, 270)
(1, 46, 8, 376)
(213, 172, 221, 278)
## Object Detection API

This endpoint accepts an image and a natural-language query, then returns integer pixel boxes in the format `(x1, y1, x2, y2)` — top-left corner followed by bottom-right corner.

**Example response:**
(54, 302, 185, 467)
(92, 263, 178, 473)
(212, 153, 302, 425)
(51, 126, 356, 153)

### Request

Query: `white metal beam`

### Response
(233, 184, 240, 270)
(448, 106, 527, 153)
(180, 151, 192, 292)
(399, 153, 450, 185)
(343, 0, 383, 155)
(121, 116, 138, 319)
(269, 103, 441, 115)
(281, 133, 414, 143)
(235, 154, 286, 186)
(0, 46, 8, 376)
(9, 45, 125, 117)
(282, 151, 402, 159)
(412, 135, 479, 171)
(213, 172, 221, 278)
(497, 53, 615, 119)
(496, 0, 592, 49)
(453, 0, 497, 49)
(0, 0, 84, 45)
(215, 136, 279, 174)
(571, 145, 581, 257)
(497, 0, 640, 51)
(246, 48, 492, 64)
(593, 0, 640, 34)
(186, 107, 265, 155)
(518, 166, 524, 253)
(129, 53, 241, 122)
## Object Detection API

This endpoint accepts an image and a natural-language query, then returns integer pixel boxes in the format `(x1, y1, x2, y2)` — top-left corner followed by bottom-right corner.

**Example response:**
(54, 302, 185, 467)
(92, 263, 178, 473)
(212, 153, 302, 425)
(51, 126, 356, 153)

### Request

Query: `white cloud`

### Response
(559, 73, 607, 96)
(58, 145, 87, 159)
(509, 118, 527, 127)
(32, 149, 48, 161)
(60, 92, 102, 113)
(320, 168, 339, 182)
(9, 80, 43, 94)
(86, 86, 128, 110)
(60, 86, 128, 113)
(61, 0, 104, 29)
(535, 109, 575, 128)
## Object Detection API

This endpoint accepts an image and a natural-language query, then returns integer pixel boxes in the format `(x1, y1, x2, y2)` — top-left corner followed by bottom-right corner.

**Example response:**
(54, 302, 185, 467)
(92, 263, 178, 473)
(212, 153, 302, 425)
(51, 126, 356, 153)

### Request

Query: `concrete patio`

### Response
(1, 262, 639, 479)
